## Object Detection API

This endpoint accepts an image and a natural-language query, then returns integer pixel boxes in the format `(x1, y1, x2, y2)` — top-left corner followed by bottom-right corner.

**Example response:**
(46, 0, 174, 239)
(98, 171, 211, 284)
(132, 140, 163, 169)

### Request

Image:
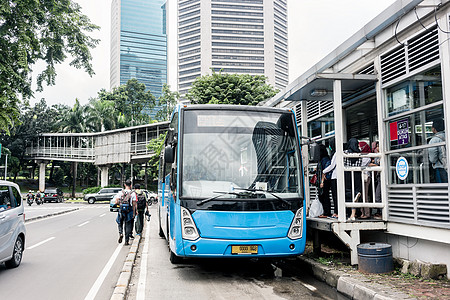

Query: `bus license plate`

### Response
(231, 245, 258, 254)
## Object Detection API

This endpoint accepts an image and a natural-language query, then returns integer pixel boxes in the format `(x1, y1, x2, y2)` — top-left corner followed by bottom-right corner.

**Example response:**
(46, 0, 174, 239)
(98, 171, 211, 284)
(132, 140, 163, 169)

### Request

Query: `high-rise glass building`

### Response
(111, 0, 167, 116)
(177, 0, 288, 95)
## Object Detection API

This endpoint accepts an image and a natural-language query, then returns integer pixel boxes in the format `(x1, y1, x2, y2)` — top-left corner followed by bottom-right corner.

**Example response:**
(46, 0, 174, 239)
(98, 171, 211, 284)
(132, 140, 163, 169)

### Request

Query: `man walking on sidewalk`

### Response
(134, 183, 149, 236)
(116, 179, 137, 245)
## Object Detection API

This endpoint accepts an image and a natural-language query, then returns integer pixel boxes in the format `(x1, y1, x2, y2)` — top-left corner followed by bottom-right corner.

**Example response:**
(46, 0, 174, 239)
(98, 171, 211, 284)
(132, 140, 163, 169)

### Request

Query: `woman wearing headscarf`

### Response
(323, 138, 338, 218)
(317, 144, 332, 217)
(344, 138, 362, 221)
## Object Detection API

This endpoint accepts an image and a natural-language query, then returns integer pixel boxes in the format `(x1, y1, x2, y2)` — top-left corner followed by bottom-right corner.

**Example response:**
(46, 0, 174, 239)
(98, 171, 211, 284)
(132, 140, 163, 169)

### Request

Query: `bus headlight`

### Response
(288, 208, 303, 240)
(181, 207, 199, 240)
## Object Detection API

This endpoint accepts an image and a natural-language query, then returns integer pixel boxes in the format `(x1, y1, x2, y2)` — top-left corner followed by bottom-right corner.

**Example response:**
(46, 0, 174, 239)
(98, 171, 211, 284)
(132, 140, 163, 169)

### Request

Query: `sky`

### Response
(31, 0, 397, 107)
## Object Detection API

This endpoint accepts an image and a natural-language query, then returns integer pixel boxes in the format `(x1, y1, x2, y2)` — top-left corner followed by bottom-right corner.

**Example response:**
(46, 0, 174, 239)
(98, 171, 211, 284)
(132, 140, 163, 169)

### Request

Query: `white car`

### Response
(0, 180, 26, 268)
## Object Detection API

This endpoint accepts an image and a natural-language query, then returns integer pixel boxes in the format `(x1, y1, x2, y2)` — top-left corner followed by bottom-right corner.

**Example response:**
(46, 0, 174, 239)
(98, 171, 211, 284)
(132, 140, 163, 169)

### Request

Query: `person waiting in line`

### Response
(428, 119, 448, 183)
(323, 138, 338, 218)
(134, 183, 149, 236)
(316, 144, 332, 218)
(116, 179, 137, 245)
(358, 141, 372, 219)
(345, 138, 362, 221)
(370, 141, 382, 219)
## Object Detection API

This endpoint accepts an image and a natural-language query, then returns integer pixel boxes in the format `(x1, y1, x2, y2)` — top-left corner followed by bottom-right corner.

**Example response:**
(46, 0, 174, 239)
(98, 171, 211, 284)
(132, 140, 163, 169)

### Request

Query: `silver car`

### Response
(0, 180, 26, 268)
(84, 187, 122, 204)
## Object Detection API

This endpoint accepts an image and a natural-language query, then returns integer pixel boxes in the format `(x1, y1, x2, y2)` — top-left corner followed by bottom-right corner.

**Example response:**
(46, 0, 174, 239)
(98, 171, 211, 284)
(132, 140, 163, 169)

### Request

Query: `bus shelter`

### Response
(264, 0, 450, 268)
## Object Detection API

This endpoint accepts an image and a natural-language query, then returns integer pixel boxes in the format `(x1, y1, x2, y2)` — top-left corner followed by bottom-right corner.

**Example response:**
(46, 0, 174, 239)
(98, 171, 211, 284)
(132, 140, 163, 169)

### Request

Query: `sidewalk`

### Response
(285, 242, 450, 300)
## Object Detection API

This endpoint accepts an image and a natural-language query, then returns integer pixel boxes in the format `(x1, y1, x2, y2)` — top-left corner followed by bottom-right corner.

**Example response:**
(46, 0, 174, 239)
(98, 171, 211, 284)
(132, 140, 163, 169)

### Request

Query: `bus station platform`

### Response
(307, 217, 387, 265)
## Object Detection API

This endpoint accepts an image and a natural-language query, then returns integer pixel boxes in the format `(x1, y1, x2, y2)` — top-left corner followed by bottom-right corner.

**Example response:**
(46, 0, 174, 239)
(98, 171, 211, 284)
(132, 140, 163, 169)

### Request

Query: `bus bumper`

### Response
(180, 237, 305, 258)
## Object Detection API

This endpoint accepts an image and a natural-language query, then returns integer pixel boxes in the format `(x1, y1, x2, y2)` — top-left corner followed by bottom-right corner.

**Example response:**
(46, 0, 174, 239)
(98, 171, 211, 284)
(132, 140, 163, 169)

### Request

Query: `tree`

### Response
(0, 0, 100, 134)
(155, 84, 179, 121)
(55, 99, 90, 133)
(98, 79, 156, 127)
(0, 99, 69, 179)
(186, 70, 279, 106)
(147, 133, 166, 182)
(86, 98, 116, 132)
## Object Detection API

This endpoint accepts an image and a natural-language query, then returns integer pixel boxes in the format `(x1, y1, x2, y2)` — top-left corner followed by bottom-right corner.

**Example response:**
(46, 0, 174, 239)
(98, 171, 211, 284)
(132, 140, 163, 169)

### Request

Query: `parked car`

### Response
(109, 191, 121, 212)
(0, 180, 26, 269)
(85, 187, 122, 204)
(43, 188, 64, 203)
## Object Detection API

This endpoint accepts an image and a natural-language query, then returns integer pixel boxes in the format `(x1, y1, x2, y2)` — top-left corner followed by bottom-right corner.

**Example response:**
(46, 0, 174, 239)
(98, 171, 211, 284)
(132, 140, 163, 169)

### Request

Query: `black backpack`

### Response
(136, 191, 146, 210)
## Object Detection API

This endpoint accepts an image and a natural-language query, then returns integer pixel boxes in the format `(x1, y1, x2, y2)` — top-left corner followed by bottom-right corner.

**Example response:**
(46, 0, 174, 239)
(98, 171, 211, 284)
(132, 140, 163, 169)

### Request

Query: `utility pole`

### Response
(4, 154, 7, 180)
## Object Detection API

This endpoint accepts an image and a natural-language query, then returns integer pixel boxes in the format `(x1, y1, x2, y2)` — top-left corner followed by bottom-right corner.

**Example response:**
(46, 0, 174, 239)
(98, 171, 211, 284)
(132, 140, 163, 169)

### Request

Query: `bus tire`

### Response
(170, 250, 182, 264)
(159, 224, 165, 238)
(158, 207, 165, 238)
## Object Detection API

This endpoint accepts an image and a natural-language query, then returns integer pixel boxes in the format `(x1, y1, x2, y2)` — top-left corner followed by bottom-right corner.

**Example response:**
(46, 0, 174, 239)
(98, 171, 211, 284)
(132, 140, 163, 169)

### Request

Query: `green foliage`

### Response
(147, 133, 167, 180)
(55, 99, 90, 133)
(82, 186, 102, 194)
(186, 70, 279, 106)
(86, 98, 116, 132)
(97, 79, 155, 127)
(155, 84, 179, 121)
(0, 0, 99, 134)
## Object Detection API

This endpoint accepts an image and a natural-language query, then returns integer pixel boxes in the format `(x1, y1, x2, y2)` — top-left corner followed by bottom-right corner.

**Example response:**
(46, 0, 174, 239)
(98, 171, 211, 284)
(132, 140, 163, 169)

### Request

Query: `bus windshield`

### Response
(181, 109, 303, 203)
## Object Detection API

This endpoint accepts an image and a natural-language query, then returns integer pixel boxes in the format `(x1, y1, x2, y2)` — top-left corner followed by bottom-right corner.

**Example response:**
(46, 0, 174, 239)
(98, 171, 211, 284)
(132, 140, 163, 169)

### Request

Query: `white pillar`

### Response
(100, 166, 109, 187)
(375, 55, 388, 220)
(438, 13, 450, 198)
(333, 80, 346, 222)
(301, 100, 310, 210)
(130, 163, 133, 186)
(39, 162, 46, 192)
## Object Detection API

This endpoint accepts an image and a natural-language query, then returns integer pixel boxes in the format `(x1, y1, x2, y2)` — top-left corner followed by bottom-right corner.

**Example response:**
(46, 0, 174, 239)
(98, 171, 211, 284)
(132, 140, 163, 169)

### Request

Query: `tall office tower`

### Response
(177, 0, 288, 96)
(111, 0, 167, 117)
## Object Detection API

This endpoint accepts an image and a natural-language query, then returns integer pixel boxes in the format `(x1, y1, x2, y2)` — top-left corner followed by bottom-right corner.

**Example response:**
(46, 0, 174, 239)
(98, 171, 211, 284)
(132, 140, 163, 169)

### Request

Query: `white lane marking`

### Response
(136, 223, 150, 299)
(84, 243, 122, 300)
(99, 213, 106, 217)
(26, 210, 79, 225)
(27, 237, 56, 250)
(78, 221, 90, 227)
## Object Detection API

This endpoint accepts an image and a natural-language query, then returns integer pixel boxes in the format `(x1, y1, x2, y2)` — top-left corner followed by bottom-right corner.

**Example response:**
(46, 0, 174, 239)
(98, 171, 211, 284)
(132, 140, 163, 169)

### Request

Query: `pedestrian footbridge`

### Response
(25, 121, 169, 189)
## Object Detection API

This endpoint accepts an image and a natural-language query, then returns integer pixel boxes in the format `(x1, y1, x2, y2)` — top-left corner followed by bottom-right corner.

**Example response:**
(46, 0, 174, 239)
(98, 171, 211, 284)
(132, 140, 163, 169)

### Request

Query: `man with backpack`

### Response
(134, 184, 149, 236)
(115, 179, 137, 245)
(428, 119, 447, 183)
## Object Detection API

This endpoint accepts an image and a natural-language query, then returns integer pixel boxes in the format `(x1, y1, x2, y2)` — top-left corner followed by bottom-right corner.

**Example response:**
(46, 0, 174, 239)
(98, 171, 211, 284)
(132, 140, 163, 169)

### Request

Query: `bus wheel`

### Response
(170, 250, 182, 264)
(159, 223, 165, 238)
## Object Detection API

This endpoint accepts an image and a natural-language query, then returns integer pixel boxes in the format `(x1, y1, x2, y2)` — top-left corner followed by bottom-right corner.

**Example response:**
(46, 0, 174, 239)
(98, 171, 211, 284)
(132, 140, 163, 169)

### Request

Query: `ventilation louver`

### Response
(381, 25, 439, 84)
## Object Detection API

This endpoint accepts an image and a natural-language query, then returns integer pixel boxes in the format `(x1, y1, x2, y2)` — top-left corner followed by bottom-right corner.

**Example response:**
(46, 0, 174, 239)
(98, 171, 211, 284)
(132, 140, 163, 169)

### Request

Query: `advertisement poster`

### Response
(390, 119, 409, 145)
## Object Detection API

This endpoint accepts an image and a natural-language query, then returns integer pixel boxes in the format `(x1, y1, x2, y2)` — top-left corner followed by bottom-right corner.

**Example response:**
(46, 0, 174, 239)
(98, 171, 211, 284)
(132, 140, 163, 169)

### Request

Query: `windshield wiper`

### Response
(234, 188, 291, 207)
(197, 191, 241, 206)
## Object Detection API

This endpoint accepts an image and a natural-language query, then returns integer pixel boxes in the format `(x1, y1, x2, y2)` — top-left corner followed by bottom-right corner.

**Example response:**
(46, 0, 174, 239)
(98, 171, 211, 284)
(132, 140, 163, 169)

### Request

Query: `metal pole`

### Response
(4, 154, 7, 180)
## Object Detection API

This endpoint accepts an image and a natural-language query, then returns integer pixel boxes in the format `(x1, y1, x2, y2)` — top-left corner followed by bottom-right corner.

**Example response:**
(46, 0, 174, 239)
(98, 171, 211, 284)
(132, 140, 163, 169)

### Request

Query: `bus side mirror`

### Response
(164, 145, 175, 164)
(309, 143, 320, 163)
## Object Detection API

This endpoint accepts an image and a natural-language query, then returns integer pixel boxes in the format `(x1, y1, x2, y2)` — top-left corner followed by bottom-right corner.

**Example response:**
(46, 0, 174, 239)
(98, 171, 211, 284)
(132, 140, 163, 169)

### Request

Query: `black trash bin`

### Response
(357, 242, 394, 274)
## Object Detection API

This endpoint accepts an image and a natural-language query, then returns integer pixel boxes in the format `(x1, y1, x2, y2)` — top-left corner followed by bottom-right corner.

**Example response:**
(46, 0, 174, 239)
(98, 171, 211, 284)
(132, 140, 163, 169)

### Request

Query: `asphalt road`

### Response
(0, 203, 129, 300)
(127, 206, 348, 300)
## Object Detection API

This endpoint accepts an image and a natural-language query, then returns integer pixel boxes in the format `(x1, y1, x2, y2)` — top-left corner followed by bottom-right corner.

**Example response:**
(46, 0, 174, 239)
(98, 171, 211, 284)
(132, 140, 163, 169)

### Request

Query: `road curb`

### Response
(294, 256, 414, 300)
(110, 229, 142, 300)
(25, 208, 79, 223)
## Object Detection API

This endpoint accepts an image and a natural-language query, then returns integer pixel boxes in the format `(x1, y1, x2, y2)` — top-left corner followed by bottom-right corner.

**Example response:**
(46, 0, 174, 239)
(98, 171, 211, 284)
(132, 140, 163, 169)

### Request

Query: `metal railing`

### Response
(343, 153, 385, 220)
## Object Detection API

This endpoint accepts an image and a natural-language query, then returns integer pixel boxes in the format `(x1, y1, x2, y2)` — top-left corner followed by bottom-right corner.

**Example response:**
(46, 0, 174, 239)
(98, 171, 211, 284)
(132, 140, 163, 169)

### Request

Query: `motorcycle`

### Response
(27, 194, 34, 206)
(35, 193, 42, 205)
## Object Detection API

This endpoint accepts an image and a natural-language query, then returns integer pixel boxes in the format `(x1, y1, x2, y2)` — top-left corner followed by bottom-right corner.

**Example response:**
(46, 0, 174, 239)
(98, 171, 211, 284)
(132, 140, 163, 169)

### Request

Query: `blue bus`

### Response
(158, 104, 306, 263)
